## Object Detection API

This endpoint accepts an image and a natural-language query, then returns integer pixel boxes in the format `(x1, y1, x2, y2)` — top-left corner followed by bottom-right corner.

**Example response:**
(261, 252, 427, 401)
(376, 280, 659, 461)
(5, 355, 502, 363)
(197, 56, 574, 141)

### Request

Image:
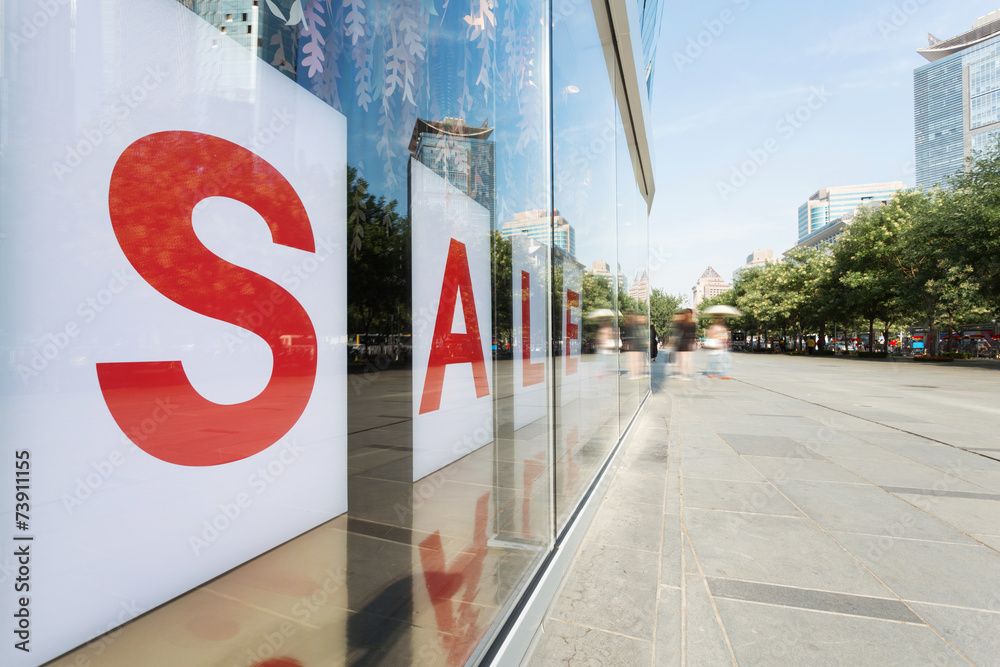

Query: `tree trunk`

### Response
(868, 317, 875, 354)
(818, 321, 827, 352)
(948, 311, 955, 353)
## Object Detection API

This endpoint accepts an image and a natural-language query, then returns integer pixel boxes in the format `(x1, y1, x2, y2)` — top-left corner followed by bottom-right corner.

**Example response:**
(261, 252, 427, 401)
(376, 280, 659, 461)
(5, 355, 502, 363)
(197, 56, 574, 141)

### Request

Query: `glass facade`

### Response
(914, 55, 965, 189)
(797, 184, 901, 241)
(915, 32, 1000, 189)
(0, 0, 655, 665)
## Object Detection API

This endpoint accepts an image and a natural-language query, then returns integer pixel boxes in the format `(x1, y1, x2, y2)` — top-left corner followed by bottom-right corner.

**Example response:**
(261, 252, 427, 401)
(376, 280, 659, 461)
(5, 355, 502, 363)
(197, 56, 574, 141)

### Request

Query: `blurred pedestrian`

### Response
(650, 324, 658, 361)
(705, 316, 731, 379)
(676, 309, 696, 381)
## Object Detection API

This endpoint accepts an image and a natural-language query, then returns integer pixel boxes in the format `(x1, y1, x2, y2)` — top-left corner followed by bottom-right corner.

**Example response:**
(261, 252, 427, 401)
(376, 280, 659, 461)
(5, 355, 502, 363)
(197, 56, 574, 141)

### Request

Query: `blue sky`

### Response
(647, 0, 1000, 302)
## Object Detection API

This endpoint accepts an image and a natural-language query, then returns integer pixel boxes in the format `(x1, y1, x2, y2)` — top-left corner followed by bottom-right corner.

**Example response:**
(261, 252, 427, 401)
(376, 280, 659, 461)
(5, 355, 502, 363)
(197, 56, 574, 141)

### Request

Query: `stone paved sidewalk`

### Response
(525, 352, 1000, 665)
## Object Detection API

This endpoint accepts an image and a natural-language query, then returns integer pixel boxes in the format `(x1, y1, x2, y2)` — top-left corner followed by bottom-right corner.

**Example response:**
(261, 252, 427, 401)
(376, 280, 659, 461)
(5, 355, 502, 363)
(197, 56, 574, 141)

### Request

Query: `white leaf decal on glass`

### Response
(287, 0, 305, 27)
(265, 0, 286, 21)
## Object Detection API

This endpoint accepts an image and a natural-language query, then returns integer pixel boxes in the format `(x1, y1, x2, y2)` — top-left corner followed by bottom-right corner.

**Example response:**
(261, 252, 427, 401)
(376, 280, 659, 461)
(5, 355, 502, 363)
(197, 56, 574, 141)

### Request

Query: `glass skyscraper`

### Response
(915, 11, 1000, 189)
(797, 182, 904, 242)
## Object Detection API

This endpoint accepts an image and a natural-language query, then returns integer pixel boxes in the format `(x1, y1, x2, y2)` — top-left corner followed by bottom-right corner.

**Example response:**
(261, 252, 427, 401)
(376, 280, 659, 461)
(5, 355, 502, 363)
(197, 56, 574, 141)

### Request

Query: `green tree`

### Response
(491, 231, 513, 347)
(650, 288, 684, 340)
(833, 205, 908, 352)
(948, 144, 1000, 307)
(346, 166, 410, 338)
(582, 273, 615, 313)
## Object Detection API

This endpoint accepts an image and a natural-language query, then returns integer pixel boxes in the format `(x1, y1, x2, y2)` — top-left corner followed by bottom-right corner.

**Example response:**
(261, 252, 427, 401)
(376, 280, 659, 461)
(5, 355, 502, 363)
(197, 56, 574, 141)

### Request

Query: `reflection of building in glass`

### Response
(733, 249, 777, 281)
(797, 182, 903, 241)
(588, 260, 628, 292)
(628, 270, 649, 302)
(500, 209, 577, 259)
(409, 117, 496, 229)
(183, 0, 298, 79)
(916, 11, 1000, 189)
(589, 260, 613, 279)
(692, 266, 730, 308)
(639, 0, 665, 97)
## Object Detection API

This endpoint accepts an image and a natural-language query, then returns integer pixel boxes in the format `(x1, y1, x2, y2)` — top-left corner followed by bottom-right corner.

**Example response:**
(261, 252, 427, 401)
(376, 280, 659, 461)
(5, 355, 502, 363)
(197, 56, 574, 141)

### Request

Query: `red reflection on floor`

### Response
(184, 615, 241, 641)
(418, 492, 490, 666)
(564, 427, 580, 495)
(250, 659, 302, 667)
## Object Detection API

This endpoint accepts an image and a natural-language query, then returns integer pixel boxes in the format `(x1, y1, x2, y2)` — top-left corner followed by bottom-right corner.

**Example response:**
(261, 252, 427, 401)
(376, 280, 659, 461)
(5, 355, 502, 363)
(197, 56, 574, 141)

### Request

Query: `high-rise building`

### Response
(692, 266, 730, 308)
(589, 259, 613, 278)
(733, 249, 777, 281)
(915, 11, 1000, 189)
(186, 0, 299, 80)
(791, 198, 890, 253)
(587, 260, 628, 292)
(501, 209, 577, 258)
(628, 269, 650, 302)
(409, 117, 496, 229)
(797, 182, 903, 241)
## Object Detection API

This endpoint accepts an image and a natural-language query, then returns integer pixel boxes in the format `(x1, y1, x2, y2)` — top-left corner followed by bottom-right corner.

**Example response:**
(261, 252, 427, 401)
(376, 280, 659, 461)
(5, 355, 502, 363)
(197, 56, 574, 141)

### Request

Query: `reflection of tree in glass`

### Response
(347, 166, 411, 343)
(492, 231, 512, 351)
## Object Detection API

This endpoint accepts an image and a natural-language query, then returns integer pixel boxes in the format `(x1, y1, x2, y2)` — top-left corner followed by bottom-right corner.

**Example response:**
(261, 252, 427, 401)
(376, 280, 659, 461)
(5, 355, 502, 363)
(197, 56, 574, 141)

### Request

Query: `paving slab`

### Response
(682, 509, 893, 597)
(911, 603, 1000, 665)
(771, 479, 977, 544)
(525, 354, 998, 666)
(714, 598, 966, 666)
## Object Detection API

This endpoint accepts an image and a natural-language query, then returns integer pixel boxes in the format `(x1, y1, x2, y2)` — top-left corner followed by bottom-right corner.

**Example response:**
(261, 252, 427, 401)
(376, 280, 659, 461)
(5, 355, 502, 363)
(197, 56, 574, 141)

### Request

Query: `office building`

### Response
(501, 209, 577, 259)
(797, 182, 903, 241)
(791, 198, 890, 253)
(409, 116, 496, 229)
(915, 10, 1000, 188)
(693, 266, 731, 308)
(0, 0, 660, 664)
(587, 259, 629, 292)
(629, 269, 650, 302)
(186, 0, 299, 79)
(733, 249, 777, 281)
(589, 259, 614, 278)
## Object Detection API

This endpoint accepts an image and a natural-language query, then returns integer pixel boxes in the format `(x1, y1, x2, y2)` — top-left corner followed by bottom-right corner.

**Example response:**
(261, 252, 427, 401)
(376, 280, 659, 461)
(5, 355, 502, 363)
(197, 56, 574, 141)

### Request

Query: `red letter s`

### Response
(98, 131, 317, 466)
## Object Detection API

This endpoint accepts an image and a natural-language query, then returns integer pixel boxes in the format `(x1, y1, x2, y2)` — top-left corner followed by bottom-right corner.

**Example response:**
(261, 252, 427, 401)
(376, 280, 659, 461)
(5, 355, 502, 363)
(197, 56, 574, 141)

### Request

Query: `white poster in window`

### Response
(0, 1, 347, 664)
(561, 261, 584, 406)
(512, 235, 549, 429)
(410, 159, 494, 482)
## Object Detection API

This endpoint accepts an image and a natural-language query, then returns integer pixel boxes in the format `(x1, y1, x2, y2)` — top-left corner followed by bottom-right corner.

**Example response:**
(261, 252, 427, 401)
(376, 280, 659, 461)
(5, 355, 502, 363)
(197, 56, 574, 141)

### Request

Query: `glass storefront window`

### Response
(0, 0, 653, 664)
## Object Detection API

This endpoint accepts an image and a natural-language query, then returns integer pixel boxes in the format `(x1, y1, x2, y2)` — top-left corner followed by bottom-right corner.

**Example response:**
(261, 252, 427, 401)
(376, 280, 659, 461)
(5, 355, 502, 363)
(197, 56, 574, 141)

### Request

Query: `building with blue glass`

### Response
(796, 182, 904, 242)
(915, 10, 1000, 189)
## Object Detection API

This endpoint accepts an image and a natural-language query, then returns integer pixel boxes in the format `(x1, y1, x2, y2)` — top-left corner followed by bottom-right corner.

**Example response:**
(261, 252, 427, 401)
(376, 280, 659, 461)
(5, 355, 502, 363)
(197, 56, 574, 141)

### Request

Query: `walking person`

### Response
(676, 309, 696, 381)
(705, 316, 731, 379)
(650, 324, 658, 362)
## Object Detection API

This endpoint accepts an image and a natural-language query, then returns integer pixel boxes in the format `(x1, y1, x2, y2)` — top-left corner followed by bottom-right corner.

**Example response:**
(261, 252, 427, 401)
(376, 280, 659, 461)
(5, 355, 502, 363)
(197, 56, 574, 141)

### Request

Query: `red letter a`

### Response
(419, 239, 490, 414)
